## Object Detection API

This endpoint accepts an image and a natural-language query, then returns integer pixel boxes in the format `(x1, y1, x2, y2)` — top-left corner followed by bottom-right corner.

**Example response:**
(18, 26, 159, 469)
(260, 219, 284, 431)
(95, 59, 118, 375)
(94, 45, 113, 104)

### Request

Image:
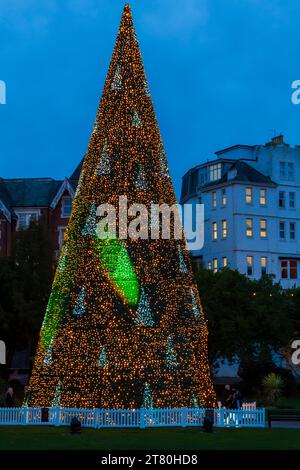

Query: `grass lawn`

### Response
(0, 426, 299, 450)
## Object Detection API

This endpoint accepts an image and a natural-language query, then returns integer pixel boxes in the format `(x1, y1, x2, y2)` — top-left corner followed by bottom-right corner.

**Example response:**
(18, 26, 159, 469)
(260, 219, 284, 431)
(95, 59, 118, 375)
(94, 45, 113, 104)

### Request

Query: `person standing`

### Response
(5, 386, 14, 407)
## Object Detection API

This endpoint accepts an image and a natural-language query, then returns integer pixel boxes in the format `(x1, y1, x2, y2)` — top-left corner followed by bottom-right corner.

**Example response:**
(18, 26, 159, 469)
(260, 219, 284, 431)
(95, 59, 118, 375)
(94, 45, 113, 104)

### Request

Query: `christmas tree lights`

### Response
(26, 3, 215, 409)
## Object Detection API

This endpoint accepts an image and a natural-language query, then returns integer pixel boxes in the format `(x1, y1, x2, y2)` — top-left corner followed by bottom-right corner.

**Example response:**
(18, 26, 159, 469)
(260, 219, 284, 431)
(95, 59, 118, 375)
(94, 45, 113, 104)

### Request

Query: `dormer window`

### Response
(61, 197, 72, 218)
(209, 163, 221, 182)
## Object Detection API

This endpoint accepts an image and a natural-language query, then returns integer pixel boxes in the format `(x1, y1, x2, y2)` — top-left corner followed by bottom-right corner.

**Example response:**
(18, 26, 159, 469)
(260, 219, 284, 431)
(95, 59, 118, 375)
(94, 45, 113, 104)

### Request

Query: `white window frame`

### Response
(57, 225, 67, 251)
(222, 219, 227, 239)
(212, 222, 217, 241)
(245, 187, 253, 205)
(212, 191, 217, 209)
(221, 188, 227, 207)
(246, 218, 253, 238)
(247, 256, 253, 276)
(15, 209, 40, 230)
(61, 196, 73, 218)
(260, 188, 266, 206)
(260, 219, 267, 239)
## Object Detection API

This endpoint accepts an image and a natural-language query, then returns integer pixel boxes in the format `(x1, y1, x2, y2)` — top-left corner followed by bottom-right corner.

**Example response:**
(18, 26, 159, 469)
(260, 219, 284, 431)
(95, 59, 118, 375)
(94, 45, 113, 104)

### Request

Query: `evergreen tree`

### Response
(27, 4, 215, 409)
(134, 288, 154, 326)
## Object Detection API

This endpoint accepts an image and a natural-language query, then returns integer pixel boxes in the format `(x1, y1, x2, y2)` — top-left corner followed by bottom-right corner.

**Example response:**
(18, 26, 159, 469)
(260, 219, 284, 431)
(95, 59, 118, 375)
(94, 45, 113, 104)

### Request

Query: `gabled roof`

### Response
(0, 178, 15, 221)
(3, 178, 63, 207)
(202, 161, 276, 190)
(50, 177, 74, 209)
(69, 158, 83, 191)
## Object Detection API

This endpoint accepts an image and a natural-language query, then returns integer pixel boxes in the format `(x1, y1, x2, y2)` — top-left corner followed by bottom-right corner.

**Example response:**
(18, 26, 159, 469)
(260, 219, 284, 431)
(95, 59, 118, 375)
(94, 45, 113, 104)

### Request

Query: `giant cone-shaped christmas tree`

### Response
(27, 4, 216, 409)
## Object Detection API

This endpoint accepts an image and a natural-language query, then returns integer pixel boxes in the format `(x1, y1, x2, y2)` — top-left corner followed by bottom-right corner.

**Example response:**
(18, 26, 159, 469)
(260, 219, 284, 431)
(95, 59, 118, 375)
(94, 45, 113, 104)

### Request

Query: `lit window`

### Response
(222, 189, 227, 207)
(245, 187, 252, 204)
(246, 218, 253, 237)
(279, 221, 285, 239)
(289, 192, 295, 209)
(222, 256, 228, 268)
(222, 220, 227, 239)
(212, 191, 217, 209)
(281, 259, 298, 279)
(247, 256, 253, 276)
(279, 191, 285, 208)
(281, 260, 288, 279)
(261, 257, 267, 275)
(209, 164, 221, 182)
(290, 222, 296, 240)
(207, 261, 212, 270)
(62, 197, 72, 218)
(260, 189, 266, 206)
(288, 162, 295, 181)
(17, 212, 39, 230)
(260, 219, 267, 238)
(212, 222, 217, 240)
(280, 162, 286, 179)
(213, 258, 218, 273)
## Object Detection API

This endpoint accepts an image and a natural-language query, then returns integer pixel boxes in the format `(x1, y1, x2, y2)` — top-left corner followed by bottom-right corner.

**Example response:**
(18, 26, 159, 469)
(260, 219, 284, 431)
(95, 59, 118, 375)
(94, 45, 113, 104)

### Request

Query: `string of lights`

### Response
(26, 3, 216, 410)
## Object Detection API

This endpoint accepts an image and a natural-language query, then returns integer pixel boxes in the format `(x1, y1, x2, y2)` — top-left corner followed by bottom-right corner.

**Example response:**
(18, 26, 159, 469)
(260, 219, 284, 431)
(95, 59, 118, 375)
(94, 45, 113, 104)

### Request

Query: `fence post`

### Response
(140, 409, 145, 429)
(182, 408, 187, 428)
(55, 407, 60, 427)
(22, 407, 27, 426)
(220, 408, 225, 427)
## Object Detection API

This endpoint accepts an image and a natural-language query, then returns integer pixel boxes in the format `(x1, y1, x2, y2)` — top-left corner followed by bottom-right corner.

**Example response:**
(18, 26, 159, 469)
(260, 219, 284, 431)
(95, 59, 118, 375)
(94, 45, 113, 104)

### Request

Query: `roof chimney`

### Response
(271, 134, 284, 144)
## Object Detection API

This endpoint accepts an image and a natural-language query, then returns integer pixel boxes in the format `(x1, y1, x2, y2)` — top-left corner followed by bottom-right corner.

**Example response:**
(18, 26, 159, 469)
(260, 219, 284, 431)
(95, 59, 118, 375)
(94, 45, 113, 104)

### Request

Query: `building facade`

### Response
(0, 161, 82, 260)
(181, 135, 300, 288)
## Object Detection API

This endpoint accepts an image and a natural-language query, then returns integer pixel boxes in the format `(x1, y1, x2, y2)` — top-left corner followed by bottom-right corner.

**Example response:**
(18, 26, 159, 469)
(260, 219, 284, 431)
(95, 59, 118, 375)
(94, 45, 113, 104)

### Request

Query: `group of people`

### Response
(222, 384, 242, 409)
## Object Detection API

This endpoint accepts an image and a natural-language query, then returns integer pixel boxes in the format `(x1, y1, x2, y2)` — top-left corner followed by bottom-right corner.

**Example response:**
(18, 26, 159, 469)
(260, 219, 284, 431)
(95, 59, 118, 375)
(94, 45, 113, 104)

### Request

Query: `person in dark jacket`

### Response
(222, 384, 234, 409)
(5, 386, 14, 407)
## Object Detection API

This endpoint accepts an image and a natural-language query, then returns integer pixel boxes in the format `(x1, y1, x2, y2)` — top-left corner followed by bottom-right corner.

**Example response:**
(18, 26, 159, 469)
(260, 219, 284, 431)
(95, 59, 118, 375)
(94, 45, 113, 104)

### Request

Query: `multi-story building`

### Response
(0, 161, 82, 260)
(181, 135, 300, 288)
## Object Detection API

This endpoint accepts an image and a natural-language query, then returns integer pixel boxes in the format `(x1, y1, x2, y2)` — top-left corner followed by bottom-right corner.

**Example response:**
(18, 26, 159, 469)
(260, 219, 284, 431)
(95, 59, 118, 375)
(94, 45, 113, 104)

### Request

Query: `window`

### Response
(281, 259, 298, 279)
(260, 188, 266, 206)
(199, 167, 208, 186)
(61, 197, 72, 218)
(246, 218, 253, 237)
(207, 261, 212, 270)
(17, 212, 39, 230)
(213, 258, 218, 273)
(290, 222, 296, 240)
(58, 226, 67, 250)
(222, 220, 227, 239)
(288, 162, 295, 181)
(260, 219, 267, 238)
(190, 170, 198, 193)
(279, 191, 285, 208)
(212, 191, 217, 209)
(222, 256, 228, 268)
(280, 161, 295, 180)
(222, 189, 227, 207)
(209, 164, 221, 182)
(261, 257, 267, 276)
(289, 192, 296, 209)
(245, 187, 252, 204)
(247, 256, 253, 276)
(280, 162, 286, 179)
(279, 221, 285, 239)
(212, 222, 217, 240)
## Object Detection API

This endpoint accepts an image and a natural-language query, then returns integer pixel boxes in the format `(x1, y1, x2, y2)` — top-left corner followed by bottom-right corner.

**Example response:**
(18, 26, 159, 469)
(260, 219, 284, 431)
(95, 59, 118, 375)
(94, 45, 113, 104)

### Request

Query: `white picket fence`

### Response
(0, 407, 265, 428)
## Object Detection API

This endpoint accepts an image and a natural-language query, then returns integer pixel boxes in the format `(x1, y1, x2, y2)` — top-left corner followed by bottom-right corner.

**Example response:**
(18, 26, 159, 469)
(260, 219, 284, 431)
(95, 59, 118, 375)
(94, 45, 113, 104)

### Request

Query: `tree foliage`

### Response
(0, 222, 53, 360)
(194, 265, 298, 367)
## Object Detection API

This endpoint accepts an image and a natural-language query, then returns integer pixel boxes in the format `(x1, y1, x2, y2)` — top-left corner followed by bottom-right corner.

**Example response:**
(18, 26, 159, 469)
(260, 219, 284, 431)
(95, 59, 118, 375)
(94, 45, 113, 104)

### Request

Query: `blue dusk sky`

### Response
(1, 0, 300, 198)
